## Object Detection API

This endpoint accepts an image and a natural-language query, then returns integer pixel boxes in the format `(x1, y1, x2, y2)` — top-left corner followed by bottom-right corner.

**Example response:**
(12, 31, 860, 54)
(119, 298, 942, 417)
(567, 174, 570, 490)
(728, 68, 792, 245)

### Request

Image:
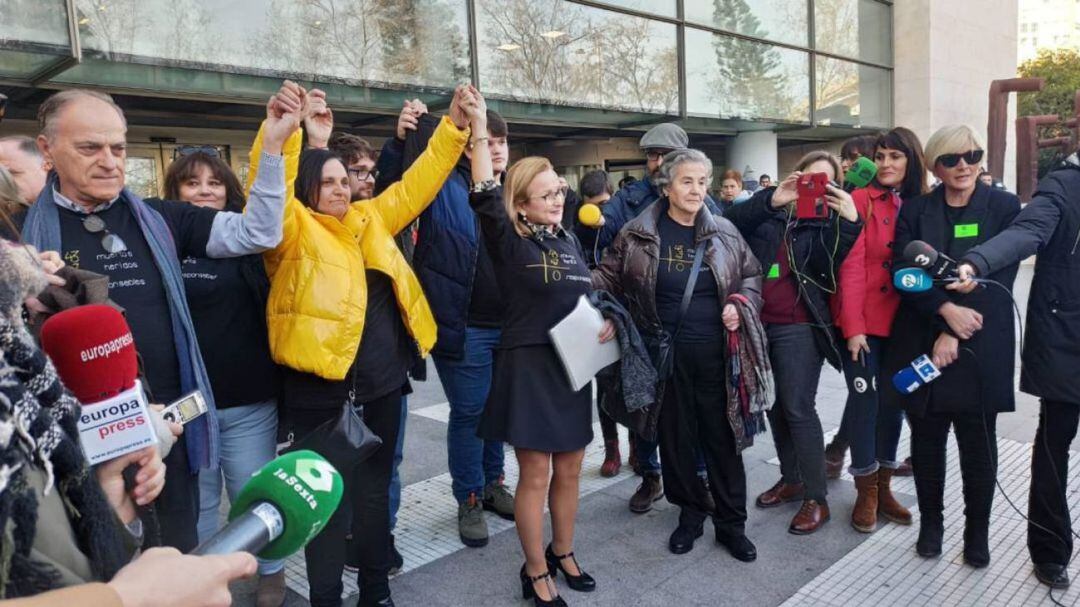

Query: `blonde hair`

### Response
(794, 151, 843, 184)
(0, 166, 27, 216)
(504, 156, 554, 238)
(924, 125, 985, 168)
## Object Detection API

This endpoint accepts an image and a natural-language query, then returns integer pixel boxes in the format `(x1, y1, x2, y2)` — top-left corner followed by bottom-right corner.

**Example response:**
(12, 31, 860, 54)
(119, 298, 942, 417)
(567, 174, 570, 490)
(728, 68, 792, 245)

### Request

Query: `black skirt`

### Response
(478, 344, 593, 453)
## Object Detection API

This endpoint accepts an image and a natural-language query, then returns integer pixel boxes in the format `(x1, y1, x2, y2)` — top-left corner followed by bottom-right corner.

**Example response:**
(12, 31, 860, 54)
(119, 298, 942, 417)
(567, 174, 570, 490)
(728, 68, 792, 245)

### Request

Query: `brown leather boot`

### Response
(600, 439, 621, 477)
(629, 472, 663, 513)
(755, 480, 805, 508)
(895, 456, 914, 477)
(824, 439, 848, 479)
(877, 467, 913, 525)
(851, 471, 879, 533)
(256, 571, 287, 607)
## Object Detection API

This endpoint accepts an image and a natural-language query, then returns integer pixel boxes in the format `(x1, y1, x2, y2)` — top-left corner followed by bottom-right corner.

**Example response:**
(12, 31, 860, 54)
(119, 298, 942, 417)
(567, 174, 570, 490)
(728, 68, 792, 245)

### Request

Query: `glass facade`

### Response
(0, 0, 893, 130)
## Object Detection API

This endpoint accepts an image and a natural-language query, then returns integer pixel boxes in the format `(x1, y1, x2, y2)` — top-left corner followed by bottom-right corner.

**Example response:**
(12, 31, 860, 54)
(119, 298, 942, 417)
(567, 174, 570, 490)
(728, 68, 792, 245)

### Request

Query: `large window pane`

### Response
(685, 0, 808, 47)
(74, 0, 470, 89)
(477, 0, 678, 114)
(591, 0, 676, 18)
(814, 0, 892, 65)
(686, 28, 810, 122)
(0, 0, 71, 77)
(814, 56, 890, 127)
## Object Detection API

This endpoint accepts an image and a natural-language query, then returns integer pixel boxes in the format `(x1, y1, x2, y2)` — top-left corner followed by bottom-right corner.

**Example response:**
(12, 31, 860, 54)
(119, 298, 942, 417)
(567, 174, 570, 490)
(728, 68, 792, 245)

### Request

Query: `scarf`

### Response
(588, 290, 657, 412)
(0, 243, 129, 597)
(725, 293, 774, 453)
(21, 174, 217, 473)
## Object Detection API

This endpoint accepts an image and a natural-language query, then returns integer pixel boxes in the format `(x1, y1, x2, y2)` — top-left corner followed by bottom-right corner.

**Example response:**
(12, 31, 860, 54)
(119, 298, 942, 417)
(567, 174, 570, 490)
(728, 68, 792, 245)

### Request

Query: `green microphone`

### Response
(844, 156, 878, 191)
(192, 450, 344, 559)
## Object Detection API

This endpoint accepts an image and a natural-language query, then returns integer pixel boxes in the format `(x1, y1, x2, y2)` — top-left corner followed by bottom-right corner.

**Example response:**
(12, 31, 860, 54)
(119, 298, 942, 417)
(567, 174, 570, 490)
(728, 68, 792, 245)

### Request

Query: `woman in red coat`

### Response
(831, 127, 928, 533)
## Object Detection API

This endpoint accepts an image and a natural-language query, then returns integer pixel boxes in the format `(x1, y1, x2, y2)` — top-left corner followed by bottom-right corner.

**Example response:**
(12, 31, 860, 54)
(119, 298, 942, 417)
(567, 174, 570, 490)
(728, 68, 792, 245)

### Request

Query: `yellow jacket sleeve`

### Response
(247, 122, 303, 249)
(364, 116, 469, 236)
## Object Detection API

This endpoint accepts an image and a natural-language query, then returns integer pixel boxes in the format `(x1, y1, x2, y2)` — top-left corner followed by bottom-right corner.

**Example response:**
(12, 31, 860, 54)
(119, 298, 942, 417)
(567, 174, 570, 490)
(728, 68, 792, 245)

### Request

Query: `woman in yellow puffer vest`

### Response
(246, 84, 482, 607)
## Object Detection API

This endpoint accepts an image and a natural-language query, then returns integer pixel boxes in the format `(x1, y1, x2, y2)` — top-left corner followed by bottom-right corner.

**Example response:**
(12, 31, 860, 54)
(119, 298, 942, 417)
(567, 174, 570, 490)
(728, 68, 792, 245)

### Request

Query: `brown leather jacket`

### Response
(591, 198, 763, 338)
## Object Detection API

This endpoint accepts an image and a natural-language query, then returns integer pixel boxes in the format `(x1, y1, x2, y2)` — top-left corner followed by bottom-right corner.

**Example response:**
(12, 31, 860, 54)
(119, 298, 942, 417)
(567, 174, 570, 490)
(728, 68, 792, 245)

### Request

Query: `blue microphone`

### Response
(892, 354, 942, 395)
(893, 267, 934, 293)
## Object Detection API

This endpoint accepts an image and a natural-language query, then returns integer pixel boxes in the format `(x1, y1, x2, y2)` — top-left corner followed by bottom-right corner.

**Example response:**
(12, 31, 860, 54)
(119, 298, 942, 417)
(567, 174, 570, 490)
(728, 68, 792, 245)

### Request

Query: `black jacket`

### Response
(964, 158, 1080, 405)
(882, 183, 1021, 417)
(723, 188, 862, 369)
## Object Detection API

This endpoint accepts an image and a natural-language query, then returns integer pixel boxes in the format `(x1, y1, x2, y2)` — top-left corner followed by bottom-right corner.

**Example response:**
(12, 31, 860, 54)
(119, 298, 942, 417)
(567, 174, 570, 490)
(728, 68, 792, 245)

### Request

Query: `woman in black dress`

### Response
(467, 90, 614, 607)
(883, 124, 1020, 568)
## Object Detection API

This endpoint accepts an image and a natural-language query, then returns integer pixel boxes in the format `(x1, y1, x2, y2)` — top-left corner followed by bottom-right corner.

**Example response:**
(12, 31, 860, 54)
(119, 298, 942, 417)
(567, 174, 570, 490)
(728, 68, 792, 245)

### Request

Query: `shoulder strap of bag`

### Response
(671, 240, 707, 341)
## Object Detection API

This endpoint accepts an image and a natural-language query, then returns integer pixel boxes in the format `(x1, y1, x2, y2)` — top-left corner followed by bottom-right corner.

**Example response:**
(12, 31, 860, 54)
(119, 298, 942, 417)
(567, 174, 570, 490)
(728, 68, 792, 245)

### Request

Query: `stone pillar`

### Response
(727, 131, 778, 183)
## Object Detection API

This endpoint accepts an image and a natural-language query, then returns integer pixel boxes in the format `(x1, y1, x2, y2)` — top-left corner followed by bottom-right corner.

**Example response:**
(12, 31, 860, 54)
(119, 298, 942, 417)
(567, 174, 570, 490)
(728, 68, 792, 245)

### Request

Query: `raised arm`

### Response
(364, 86, 472, 236)
(206, 82, 303, 258)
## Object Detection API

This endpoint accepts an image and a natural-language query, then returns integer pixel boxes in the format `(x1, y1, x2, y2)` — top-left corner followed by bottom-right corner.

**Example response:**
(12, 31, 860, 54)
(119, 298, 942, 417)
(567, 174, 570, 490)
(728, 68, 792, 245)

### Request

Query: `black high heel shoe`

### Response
(545, 544, 596, 592)
(520, 564, 568, 607)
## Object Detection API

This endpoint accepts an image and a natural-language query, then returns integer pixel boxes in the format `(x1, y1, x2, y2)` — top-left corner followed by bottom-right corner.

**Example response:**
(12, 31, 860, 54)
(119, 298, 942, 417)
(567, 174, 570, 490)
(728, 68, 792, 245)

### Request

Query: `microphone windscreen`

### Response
(893, 267, 933, 293)
(229, 450, 344, 559)
(577, 203, 603, 228)
(40, 305, 138, 404)
(892, 366, 923, 395)
(902, 240, 938, 269)
(845, 156, 878, 189)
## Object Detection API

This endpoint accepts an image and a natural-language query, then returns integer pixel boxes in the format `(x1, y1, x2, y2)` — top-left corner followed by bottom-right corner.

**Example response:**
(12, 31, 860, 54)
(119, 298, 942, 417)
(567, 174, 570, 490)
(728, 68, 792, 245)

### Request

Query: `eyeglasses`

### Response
(937, 150, 984, 169)
(646, 149, 673, 161)
(82, 214, 127, 254)
(347, 168, 376, 181)
(173, 145, 221, 160)
(530, 187, 568, 204)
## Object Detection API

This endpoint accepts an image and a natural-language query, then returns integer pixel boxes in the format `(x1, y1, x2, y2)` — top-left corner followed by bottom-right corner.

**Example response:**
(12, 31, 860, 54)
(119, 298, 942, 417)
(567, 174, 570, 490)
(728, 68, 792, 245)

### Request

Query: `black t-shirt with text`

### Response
(654, 213, 723, 343)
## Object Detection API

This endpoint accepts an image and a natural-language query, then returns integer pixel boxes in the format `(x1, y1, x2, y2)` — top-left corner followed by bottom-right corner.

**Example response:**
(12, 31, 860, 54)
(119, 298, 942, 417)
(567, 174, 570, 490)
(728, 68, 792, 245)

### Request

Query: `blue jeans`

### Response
(841, 336, 904, 476)
(434, 327, 505, 503)
(389, 395, 407, 530)
(197, 400, 283, 575)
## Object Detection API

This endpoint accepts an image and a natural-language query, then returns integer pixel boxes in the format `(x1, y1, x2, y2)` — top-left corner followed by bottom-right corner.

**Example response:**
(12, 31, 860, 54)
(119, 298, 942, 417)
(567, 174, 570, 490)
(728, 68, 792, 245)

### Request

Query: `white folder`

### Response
(548, 295, 622, 392)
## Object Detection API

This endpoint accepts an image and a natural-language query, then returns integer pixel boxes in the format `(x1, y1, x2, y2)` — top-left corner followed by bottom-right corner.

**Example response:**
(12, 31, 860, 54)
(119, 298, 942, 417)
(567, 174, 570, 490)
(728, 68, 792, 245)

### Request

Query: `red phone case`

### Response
(796, 173, 830, 220)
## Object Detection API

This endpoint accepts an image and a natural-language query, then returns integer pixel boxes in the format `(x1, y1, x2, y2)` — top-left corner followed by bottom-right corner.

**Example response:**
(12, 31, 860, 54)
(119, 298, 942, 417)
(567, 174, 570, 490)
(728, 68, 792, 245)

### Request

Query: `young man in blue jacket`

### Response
(376, 102, 513, 548)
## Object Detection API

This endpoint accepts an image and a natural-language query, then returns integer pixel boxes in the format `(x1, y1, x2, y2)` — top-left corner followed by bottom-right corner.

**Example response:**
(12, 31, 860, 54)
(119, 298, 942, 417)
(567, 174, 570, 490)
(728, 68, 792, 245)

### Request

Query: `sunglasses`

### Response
(937, 150, 983, 169)
(173, 145, 221, 160)
(83, 214, 127, 254)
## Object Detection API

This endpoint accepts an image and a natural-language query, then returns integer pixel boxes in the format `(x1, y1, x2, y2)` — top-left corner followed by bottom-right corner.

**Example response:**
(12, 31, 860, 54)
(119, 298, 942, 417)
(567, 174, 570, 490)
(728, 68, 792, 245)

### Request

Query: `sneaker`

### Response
(483, 478, 516, 521)
(389, 534, 404, 575)
(459, 492, 489, 547)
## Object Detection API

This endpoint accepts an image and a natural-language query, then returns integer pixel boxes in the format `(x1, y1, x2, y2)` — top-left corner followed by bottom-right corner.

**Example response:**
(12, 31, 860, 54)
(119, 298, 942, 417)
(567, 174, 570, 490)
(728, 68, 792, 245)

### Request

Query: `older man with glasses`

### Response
(18, 85, 299, 553)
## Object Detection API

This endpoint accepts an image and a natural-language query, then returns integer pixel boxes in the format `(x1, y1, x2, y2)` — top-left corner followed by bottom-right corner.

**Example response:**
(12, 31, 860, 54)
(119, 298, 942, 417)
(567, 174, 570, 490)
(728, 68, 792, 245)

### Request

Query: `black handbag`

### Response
(285, 370, 383, 473)
(650, 240, 707, 380)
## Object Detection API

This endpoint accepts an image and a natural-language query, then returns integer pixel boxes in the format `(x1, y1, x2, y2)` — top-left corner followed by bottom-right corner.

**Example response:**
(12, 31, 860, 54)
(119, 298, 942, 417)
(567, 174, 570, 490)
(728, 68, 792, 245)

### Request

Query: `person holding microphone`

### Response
(591, 149, 763, 560)
(466, 87, 614, 606)
(950, 151, 1080, 588)
(831, 127, 928, 533)
(883, 125, 1020, 568)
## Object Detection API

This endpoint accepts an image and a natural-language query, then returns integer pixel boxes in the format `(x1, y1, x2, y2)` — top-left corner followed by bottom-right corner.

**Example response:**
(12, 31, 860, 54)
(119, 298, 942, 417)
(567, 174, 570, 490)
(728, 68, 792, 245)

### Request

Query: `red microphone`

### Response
(40, 305, 159, 464)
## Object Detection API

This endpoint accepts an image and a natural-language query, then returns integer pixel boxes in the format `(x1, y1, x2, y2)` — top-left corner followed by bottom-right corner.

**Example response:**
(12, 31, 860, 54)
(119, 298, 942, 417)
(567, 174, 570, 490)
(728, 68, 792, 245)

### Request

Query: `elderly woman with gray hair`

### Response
(593, 149, 765, 561)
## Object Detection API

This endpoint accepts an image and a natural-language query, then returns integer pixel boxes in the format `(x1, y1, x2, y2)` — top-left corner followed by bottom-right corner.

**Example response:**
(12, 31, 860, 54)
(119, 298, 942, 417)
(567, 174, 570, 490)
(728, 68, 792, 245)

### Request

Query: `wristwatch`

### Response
(471, 179, 498, 193)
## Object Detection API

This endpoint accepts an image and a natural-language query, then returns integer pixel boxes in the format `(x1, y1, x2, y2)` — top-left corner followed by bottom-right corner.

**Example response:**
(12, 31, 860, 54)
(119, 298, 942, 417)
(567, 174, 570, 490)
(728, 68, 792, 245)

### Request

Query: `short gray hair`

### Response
(654, 148, 713, 190)
(0, 166, 26, 214)
(0, 135, 42, 160)
(37, 89, 126, 140)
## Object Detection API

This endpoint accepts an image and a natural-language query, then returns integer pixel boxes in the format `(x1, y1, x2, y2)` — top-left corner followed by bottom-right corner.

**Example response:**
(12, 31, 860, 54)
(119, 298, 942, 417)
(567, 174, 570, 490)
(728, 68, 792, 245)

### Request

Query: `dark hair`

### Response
(874, 127, 929, 200)
(327, 132, 375, 166)
(618, 175, 638, 189)
(164, 152, 245, 212)
(296, 149, 345, 209)
(579, 170, 612, 198)
(977, 170, 993, 180)
(840, 135, 878, 162)
(486, 110, 508, 138)
(759, 174, 771, 182)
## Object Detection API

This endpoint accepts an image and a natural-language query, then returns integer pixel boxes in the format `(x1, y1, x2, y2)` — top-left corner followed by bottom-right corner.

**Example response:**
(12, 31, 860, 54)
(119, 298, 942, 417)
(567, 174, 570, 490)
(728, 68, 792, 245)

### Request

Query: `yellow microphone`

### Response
(577, 203, 603, 228)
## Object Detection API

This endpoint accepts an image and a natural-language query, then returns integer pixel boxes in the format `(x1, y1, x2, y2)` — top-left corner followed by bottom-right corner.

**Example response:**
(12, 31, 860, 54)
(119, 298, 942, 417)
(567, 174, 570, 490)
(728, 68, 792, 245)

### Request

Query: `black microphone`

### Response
(902, 240, 957, 279)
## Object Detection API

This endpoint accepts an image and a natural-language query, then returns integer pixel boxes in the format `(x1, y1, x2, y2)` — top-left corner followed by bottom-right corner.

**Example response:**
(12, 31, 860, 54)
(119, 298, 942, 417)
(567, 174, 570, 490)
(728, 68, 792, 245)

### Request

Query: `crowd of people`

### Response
(0, 76, 1078, 607)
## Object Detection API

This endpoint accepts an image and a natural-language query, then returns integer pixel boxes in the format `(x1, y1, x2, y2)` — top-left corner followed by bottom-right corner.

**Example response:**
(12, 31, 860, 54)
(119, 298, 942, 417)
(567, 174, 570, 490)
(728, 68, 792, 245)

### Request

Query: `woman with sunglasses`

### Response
(830, 128, 928, 534)
(882, 125, 1021, 568)
(158, 151, 286, 605)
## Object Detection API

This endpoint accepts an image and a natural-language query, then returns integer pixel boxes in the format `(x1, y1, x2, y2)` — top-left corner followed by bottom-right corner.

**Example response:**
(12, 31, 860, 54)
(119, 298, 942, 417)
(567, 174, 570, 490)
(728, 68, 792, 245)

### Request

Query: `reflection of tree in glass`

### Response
(479, 0, 677, 113)
(125, 157, 159, 199)
(75, 0, 143, 58)
(706, 0, 797, 121)
(251, 0, 467, 88)
(812, 0, 860, 120)
(0, 0, 70, 48)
